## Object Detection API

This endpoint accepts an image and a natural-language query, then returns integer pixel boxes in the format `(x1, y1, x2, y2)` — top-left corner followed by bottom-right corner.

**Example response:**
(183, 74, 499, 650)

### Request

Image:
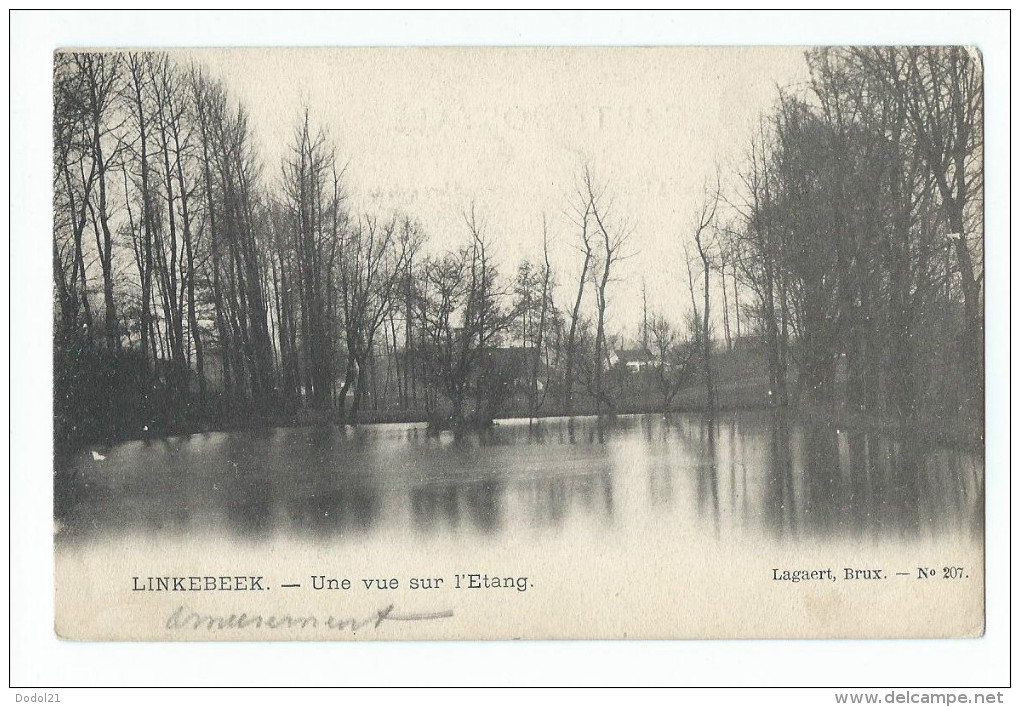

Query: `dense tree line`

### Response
(720, 47, 982, 427)
(52, 52, 616, 448)
(53, 48, 982, 452)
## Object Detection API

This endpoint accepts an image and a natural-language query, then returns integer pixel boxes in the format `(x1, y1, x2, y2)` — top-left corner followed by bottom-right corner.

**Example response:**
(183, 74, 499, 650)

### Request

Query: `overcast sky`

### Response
(185, 46, 811, 337)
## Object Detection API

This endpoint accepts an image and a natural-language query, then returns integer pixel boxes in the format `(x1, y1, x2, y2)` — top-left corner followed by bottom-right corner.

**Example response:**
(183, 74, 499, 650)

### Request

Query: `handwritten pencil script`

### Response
(165, 604, 454, 633)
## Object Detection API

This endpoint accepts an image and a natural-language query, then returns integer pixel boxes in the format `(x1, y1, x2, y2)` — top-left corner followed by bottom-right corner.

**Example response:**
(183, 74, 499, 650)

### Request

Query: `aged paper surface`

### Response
(52, 47, 984, 641)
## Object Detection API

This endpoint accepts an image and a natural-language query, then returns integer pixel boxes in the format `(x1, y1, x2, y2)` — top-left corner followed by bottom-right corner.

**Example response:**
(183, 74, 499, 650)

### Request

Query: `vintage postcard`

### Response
(52, 46, 984, 640)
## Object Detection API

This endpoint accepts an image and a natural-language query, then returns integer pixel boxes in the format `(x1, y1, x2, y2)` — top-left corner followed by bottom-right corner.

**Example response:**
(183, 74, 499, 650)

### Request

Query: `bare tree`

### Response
(513, 217, 555, 420)
(124, 53, 157, 373)
(648, 314, 697, 414)
(53, 54, 99, 338)
(336, 214, 405, 424)
(585, 166, 633, 416)
(415, 208, 516, 428)
(717, 247, 732, 351)
(855, 46, 984, 405)
(190, 65, 234, 399)
(76, 53, 125, 352)
(691, 179, 720, 411)
(721, 115, 790, 407)
(531, 217, 554, 418)
(563, 173, 594, 416)
(279, 108, 346, 409)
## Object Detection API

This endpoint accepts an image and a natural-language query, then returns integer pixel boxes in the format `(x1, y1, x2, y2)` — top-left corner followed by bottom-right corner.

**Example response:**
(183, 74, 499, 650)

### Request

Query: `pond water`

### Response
(54, 411, 983, 548)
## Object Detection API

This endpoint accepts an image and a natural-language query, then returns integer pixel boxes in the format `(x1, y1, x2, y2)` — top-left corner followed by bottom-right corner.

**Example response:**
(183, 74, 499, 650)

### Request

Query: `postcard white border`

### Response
(8, 9, 1011, 691)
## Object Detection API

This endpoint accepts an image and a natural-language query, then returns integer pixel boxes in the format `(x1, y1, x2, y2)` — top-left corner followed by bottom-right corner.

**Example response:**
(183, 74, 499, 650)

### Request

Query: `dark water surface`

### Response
(54, 412, 983, 547)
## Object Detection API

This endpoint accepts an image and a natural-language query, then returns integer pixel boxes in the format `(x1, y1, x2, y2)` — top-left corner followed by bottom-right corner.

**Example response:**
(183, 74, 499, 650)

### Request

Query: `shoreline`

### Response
(55, 399, 984, 457)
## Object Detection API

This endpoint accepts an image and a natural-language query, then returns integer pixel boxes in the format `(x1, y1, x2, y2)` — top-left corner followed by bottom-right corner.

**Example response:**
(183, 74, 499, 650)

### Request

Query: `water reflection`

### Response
(54, 412, 983, 546)
(410, 478, 503, 533)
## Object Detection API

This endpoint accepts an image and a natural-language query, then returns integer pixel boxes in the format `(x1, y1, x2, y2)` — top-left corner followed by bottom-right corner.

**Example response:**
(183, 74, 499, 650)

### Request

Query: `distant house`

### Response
(611, 347, 655, 373)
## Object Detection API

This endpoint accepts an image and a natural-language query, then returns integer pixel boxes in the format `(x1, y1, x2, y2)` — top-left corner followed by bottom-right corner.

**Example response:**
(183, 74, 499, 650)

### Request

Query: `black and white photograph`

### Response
(9, 8, 1011, 693)
(49, 43, 986, 641)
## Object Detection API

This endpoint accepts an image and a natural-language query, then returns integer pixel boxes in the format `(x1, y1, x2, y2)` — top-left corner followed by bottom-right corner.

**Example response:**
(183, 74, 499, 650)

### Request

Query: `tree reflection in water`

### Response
(54, 412, 982, 547)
